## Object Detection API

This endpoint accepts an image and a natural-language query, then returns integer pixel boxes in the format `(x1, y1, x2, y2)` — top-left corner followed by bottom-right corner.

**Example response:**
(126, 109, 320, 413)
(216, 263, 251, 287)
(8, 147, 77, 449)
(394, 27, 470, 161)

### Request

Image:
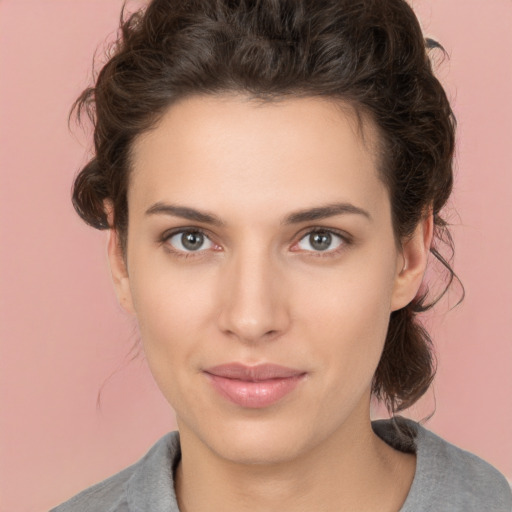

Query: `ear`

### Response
(390, 212, 434, 312)
(104, 200, 136, 316)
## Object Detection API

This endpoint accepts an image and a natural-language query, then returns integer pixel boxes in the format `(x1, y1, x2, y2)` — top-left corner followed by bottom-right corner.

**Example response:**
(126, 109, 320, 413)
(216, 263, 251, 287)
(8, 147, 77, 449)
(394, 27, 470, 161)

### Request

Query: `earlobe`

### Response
(104, 203, 136, 316)
(391, 213, 434, 312)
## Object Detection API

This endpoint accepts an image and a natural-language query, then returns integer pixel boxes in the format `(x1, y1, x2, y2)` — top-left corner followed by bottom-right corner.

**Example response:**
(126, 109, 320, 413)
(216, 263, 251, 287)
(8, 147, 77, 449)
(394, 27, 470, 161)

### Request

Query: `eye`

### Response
(295, 229, 347, 254)
(165, 229, 214, 254)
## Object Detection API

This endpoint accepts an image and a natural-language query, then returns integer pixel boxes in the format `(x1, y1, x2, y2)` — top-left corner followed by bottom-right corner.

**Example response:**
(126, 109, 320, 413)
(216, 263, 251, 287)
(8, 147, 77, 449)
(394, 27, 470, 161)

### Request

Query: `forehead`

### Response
(128, 94, 388, 223)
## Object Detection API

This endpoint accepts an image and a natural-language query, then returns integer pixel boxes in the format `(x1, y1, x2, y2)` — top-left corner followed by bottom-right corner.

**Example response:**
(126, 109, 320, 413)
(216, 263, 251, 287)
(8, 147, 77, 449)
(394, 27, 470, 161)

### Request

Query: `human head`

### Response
(71, 0, 456, 420)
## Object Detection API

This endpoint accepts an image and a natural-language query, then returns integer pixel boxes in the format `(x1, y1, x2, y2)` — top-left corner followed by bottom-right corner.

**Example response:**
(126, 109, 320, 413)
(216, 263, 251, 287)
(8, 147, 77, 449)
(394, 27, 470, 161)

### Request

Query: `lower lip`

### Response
(205, 373, 306, 408)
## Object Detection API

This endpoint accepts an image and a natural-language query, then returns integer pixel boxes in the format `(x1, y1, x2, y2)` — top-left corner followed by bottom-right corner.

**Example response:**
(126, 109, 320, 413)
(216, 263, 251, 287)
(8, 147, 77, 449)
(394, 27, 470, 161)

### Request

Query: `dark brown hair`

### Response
(71, 0, 461, 430)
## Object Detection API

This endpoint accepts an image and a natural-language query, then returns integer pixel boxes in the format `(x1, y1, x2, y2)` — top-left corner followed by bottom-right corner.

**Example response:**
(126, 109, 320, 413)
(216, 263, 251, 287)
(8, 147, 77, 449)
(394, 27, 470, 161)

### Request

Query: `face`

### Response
(109, 94, 428, 465)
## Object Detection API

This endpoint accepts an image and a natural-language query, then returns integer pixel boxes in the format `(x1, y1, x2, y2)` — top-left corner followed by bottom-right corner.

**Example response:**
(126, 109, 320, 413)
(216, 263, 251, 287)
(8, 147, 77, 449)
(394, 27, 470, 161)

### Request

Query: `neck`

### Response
(174, 408, 415, 512)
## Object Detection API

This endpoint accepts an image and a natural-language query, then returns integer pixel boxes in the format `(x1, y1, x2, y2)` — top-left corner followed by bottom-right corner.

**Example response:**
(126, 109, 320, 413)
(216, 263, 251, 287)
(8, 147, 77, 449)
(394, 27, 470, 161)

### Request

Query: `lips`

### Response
(204, 362, 306, 381)
(203, 363, 307, 408)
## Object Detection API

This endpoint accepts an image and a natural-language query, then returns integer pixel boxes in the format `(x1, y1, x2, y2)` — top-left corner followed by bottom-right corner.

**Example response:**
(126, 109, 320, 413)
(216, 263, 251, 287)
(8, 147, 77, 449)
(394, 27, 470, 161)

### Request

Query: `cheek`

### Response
(128, 261, 215, 391)
(128, 238, 214, 332)
(295, 252, 396, 382)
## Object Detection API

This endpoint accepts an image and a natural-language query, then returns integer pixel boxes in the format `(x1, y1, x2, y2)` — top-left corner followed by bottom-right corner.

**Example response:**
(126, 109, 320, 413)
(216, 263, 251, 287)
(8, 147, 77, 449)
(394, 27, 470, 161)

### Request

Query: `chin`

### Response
(216, 433, 307, 466)
(195, 414, 319, 466)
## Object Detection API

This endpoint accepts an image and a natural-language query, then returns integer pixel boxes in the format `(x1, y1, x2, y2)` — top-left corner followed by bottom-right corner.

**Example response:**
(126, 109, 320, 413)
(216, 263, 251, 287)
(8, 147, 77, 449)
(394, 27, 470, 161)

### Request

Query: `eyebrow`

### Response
(283, 202, 371, 224)
(145, 201, 372, 226)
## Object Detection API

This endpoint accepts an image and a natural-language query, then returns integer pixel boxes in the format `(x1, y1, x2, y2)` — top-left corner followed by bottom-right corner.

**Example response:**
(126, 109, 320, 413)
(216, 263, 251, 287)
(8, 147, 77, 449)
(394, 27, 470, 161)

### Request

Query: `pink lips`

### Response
(203, 363, 307, 408)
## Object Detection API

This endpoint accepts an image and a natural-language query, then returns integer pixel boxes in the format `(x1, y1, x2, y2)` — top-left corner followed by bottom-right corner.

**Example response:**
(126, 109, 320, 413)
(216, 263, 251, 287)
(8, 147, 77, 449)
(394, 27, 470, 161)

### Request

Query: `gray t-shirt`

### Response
(51, 417, 512, 511)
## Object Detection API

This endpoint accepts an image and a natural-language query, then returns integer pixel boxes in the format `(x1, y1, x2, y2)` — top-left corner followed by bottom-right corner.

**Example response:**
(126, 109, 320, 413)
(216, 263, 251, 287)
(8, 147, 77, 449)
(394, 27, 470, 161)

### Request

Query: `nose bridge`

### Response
(217, 235, 289, 343)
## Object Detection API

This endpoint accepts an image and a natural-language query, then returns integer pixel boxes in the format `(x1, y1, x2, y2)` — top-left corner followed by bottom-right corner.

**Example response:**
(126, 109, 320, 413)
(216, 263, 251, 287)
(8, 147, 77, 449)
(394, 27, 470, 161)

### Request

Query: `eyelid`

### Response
(160, 227, 218, 258)
(292, 227, 352, 257)
(160, 226, 353, 258)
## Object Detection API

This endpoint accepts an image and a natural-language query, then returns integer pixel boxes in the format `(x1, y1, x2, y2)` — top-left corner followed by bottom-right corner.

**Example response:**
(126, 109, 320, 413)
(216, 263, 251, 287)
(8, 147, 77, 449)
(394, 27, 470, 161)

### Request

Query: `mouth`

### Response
(203, 363, 307, 408)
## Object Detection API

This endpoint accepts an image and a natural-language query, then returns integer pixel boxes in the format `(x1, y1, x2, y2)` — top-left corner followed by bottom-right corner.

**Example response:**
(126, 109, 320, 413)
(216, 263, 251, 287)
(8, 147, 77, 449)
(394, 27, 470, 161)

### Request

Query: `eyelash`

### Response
(160, 227, 352, 260)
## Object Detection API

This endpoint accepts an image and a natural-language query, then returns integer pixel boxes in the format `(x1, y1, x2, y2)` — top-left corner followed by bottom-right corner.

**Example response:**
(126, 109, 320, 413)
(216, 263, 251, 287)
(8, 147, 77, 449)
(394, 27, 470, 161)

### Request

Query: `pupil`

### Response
(311, 232, 331, 251)
(182, 232, 203, 251)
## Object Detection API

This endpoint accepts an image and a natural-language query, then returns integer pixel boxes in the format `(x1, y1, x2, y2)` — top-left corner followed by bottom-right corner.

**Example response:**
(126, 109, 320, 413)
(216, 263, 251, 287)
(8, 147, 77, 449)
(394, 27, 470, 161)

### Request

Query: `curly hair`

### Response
(71, 0, 460, 433)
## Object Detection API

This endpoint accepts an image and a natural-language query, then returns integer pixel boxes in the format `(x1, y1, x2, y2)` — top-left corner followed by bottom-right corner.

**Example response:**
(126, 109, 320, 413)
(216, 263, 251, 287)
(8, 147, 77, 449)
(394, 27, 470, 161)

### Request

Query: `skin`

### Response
(107, 93, 433, 512)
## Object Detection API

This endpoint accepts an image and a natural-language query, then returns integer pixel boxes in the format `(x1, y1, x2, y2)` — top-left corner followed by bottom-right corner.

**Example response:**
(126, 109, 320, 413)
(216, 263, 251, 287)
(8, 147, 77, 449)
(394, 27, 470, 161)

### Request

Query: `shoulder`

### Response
(50, 431, 181, 512)
(417, 422, 511, 507)
(49, 464, 133, 512)
(374, 418, 512, 512)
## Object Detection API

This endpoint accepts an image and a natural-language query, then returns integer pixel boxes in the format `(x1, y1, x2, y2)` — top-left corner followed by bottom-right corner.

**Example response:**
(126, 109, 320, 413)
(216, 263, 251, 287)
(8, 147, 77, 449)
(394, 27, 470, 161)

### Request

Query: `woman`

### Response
(52, 0, 512, 510)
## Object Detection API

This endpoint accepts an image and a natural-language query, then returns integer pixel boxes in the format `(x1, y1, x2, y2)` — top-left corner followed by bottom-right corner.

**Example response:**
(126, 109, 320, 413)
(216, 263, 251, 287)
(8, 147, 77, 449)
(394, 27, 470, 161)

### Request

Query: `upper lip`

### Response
(204, 363, 306, 381)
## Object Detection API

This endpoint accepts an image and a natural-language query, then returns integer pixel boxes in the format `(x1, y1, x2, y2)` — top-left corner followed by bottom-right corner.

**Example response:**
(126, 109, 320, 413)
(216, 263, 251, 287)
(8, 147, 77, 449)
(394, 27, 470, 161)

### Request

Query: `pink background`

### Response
(1, 1, 511, 510)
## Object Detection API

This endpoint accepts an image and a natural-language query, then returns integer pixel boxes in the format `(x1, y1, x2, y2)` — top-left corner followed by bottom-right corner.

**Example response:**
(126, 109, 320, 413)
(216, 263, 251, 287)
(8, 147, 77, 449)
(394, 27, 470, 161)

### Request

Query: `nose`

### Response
(216, 241, 290, 344)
